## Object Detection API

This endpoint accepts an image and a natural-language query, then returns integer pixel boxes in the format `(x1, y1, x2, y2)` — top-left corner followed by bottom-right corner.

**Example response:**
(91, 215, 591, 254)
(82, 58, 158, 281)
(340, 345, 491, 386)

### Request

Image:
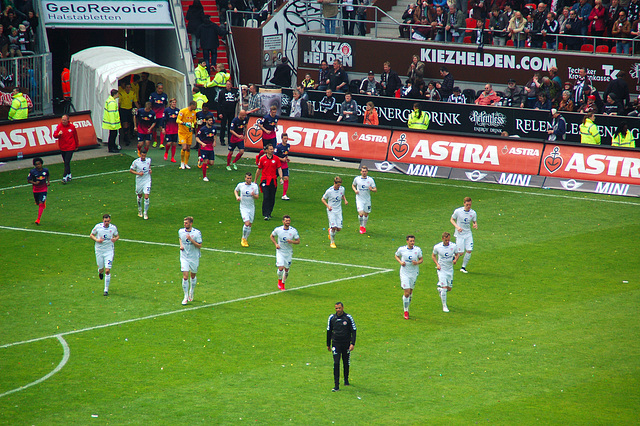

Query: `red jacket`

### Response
(475, 90, 502, 106)
(55, 122, 79, 151)
(257, 153, 282, 186)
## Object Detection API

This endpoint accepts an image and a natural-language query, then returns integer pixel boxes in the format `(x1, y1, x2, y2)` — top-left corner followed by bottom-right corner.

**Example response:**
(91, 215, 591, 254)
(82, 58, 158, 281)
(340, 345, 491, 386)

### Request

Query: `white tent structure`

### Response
(70, 46, 188, 141)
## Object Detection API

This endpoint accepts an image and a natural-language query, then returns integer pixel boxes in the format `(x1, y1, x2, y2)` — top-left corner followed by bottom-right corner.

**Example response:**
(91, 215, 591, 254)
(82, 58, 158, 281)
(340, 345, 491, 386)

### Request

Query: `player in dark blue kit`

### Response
(327, 301, 357, 392)
(163, 98, 180, 162)
(195, 107, 214, 168)
(133, 102, 156, 154)
(149, 83, 168, 148)
(27, 157, 50, 225)
(274, 133, 291, 200)
(226, 109, 248, 171)
(196, 115, 217, 182)
(259, 105, 279, 148)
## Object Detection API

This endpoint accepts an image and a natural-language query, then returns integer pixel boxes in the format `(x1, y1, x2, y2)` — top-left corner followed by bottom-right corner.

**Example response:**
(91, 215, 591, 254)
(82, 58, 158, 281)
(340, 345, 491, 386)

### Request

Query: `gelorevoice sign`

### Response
(42, 0, 173, 28)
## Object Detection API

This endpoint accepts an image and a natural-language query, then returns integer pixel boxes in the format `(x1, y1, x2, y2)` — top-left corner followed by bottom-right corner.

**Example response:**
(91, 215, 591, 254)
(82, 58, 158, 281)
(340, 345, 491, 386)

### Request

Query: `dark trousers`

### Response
(202, 48, 217, 72)
(61, 151, 73, 176)
(260, 179, 277, 218)
(108, 130, 119, 151)
(219, 109, 234, 144)
(331, 341, 350, 387)
(343, 10, 356, 35)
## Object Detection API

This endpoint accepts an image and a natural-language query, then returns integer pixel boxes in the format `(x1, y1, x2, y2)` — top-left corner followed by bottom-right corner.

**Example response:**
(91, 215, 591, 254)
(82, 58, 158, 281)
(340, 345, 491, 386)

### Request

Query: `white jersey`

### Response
(235, 182, 259, 210)
(323, 186, 345, 213)
(131, 157, 152, 187)
(395, 245, 423, 278)
(433, 242, 458, 272)
(451, 207, 477, 236)
(91, 223, 118, 254)
(352, 175, 376, 203)
(271, 225, 299, 255)
(179, 227, 202, 260)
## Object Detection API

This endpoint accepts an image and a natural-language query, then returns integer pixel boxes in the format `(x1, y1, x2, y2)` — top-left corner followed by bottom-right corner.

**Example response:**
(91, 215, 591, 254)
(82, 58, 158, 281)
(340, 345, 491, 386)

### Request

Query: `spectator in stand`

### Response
(629, 0, 640, 24)
(327, 59, 348, 92)
(581, 85, 604, 112)
(558, 90, 575, 112)
(8, 27, 20, 57)
(607, 0, 625, 36)
(363, 101, 379, 125)
(296, 84, 309, 102)
(534, 92, 552, 110)
(529, 3, 547, 48)
(436, 66, 454, 101)
(603, 94, 625, 115)
(316, 60, 330, 91)
(612, 10, 632, 54)
(603, 71, 630, 110)
(2, 8, 23, 33)
(489, 6, 509, 46)
(0, 24, 9, 57)
(587, 0, 606, 45)
(447, 86, 466, 103)
(399, 3, 418, 39)
(269, 57, 293, 88)
(470, 0, 487, 20)
(431, 6, 447, 42)
(572, 67, 592, 105)
(611, 122, 636, 147)
(289, 89, 303, 118)
(406, 78, 425, 99)
(562, 8, 582, 50)
(380, 61, 402, 97)
(186, 0, 206, 59)
(541, 76, 561, 107)
(230, 0, 247, 26)
(412, 17, 432, 40)
(407, 55, 425, 81)
(542, 12, 558, 49)
(445, 4, 465, 42)
(357, 0, 374, 37)
(547, 109, 567, 141)
(301, 73, 315, 90)
(472, 18, 486, 46)
(319, 88, 336, 113)
(360, 71, 381, 96)
(198, 16, 229, 72)
(424, 80, 441, 101)
(337, 92, 358, 123)
(522, 72, 542, 108)
(571, 0, 592, 37)
(524, 13, 536, 47)
(319, 0, 338, 34)
(475, 83, 501, 105)
(548, 67, 562, 88)
(503, 78, 524, 107)
(342, 0, 357, 35)
(579, 112, 601, 145)
(503, 3, 514, 21)
(578, 94, 599, 113)
(629, 95, 640, 117)
(557, 7, 570, 35)
(247, 84, 263, 115)
(508, 10, 527, 48)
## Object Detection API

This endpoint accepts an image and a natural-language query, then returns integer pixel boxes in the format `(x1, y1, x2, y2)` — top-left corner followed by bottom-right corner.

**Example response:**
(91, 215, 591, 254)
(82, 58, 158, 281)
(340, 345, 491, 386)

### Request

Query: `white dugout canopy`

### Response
(70, 46, 188, 140)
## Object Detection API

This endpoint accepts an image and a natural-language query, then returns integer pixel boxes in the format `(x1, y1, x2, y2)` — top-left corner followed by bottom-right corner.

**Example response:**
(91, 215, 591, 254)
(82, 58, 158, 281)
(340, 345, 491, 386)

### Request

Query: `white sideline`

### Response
(0, 335, 70, 398)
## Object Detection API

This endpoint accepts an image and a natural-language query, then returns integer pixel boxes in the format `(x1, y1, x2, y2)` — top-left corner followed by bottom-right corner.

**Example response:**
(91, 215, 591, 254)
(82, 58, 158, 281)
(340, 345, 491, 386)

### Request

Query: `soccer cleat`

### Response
(203, 177, 209, 182)
(164, 153, 168, 161)
(443, 306, 450, 313)
(197, 157, 203, 168)
(331, 387, 340, 392)
(404, 311, 409, 320)
(138, 211, 143, 218)
(232, 163, 238, 170)
(104, 291, 108, 296)
(188, 290, 194, 302)
(137, 149, 141, 157)
(99, 272, 104, 280)
(184, 164, 191, 169)
(159, 143, 165, 149)
(359, 226, 365, 234)
(344, 380, 350, 386)
(460, 267, 468, 273)
(144, 213, 149, 220)
(152, 141, 157, 148)
(264, 216, 269, 221)
(241, 238, 249, 247)
(226, 166, 232, 171)
(61, 177, 67, 184)
(171, 157, 177, 163)
(277, 279, 284, 290)
(281, 195, 290, 200)
(68, 174, 72, 181)
(35, 219, 40, 225)
(182, 296, 188, 305)
(330, 242, 337, 249)
(180, 163, 185, 169)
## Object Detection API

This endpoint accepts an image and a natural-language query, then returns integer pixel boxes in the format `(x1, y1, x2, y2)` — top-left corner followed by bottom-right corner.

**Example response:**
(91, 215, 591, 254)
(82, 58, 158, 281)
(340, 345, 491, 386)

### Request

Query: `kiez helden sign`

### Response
(42, 0, 173, 28)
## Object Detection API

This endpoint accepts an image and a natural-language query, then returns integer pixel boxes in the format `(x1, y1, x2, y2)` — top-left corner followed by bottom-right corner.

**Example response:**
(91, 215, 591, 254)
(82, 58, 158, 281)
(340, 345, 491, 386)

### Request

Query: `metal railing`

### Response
(0, 54, 51, 117)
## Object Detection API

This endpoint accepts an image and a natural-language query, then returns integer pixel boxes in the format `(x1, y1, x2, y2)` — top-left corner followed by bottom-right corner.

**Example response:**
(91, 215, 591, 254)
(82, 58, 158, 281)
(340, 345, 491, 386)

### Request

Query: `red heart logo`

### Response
(247, 127, 262, 145)
(391, 140, 409, 160)
(544, 147, 563, 173)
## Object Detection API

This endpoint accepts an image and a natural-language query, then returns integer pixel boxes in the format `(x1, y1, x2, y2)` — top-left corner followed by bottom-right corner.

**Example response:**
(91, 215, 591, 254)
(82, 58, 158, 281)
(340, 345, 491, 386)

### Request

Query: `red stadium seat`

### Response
(595, 45, 609, 53)
(542, 41, 547, 49)
(558, 41, 564, 50)
(581, 44, 594, 52)
(465, 17, 476, 34)
(506, 39, 514, 46)
(611, 46, 617, 53)
(463, 36, 472, 43)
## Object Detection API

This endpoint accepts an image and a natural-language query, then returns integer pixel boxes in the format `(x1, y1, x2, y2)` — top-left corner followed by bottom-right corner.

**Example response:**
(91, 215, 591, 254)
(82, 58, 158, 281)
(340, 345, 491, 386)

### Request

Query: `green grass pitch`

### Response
(0, 149, 639, 424)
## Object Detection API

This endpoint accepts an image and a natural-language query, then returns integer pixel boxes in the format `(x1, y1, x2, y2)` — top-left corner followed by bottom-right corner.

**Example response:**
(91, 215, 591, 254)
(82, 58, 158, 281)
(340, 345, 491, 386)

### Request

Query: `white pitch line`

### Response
(0, 268, 391, 352)
(0, 335, 70, 398)
(0, 226, 387, 271)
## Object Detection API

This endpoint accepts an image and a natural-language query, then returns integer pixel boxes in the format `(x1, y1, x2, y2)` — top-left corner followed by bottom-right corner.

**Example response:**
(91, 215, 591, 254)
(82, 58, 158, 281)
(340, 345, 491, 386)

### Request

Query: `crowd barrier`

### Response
(247, 116, 640, 197)
(0, 111, 98, 161)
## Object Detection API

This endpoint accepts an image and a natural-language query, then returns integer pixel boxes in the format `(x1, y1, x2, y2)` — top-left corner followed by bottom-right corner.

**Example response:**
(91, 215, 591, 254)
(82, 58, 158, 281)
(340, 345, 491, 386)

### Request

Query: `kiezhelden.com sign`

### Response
(41, 0, 173, 28)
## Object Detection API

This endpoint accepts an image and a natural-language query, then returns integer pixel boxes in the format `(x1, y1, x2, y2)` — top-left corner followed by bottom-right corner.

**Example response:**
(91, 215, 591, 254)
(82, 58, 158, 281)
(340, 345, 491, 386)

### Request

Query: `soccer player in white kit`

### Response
(450, 196, 478, 273)
(129, 148, 152, 219)
(322, 176, 348, 249)
(432, 232, 460, 313)
(351, 165, 377, 234)
(234, 172, 260, 247)
(270, 215, 300, 290)
(394, 235, 424, 320)
(179, 216, 203, 305)
(90, 214, 120, 296)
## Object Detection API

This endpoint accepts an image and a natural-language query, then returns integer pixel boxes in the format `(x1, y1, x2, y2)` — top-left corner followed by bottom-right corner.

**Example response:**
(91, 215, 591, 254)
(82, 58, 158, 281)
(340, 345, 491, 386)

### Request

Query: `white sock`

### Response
(104, 274, 110, 292)
(283, 270, 289, 283)
(363, 216, 369, 227)
(403, 295, 410, 312)
(439, 288, 447, 307)
(182, 279, 189, 297)
(330, 229, 336, 243)
(358, 215, 364, 226)
(137, 197, 142, 212)
(144, 198, 149, 214)
(242, 225, 251, 239)
(277, 269, 284, 279)
(190, 276, 197, 294)
(463, 252, 472, 268)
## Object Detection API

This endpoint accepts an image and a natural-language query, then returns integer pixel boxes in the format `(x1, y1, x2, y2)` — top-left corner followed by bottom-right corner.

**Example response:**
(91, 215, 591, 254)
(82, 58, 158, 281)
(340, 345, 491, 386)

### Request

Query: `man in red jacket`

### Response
(54, 114, 79, 183)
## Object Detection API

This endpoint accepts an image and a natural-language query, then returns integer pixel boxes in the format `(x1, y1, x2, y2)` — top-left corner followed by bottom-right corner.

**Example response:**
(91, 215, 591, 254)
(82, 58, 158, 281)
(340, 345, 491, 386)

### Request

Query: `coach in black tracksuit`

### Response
(217, 81, 238, 146)
(326, 302, 357, 392)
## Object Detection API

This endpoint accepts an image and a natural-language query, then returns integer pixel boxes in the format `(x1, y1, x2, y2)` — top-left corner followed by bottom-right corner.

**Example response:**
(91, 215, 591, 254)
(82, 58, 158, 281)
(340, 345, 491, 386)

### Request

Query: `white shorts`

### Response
(276, 250, 292, 269)
(400, 273, 417, 290)
(327, 210, 343, 229)
(437, 269, 453, 288)
(240, 207, 255, 224)
(455, 233, 473, 252)
(136, 179, 151, 195)
(96, 251, 114, 270)
(180, 257, 199, 273)
(356, 199, 371, 214)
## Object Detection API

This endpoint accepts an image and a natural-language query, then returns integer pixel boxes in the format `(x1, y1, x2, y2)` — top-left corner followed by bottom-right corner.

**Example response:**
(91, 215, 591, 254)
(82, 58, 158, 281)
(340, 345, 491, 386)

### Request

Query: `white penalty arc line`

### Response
(0, 226, 388, 271)
(0, 335, 70, 398)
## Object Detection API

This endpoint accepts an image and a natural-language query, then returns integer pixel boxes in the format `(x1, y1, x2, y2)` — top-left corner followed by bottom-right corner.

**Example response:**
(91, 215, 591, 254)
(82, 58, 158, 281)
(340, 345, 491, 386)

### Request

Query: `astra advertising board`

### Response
(41, 0, 173, 28)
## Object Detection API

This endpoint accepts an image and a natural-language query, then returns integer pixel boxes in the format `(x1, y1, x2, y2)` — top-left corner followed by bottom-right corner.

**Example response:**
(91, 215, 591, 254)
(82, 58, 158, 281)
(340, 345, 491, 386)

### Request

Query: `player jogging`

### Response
(234, 172, 260, 247)
(90, 214, 120, 296)
(450, 196, 478, 273)
(129, 148, 152, 219)
(196, 115, 217, 182)
(351, 165, 377, 234)
(179, 216, 203, 305)
(133, 101, 156, 154)
(27, 157, 49, 225)
(176, 101, 197, 169)
(259, 105, 279, 148)
(275, 133, 291, 200)
(395, 235, 424, 320)
(149, 83, 168, 148)
(432, 232, 460, 313)
(270, 215, 300, 290)
(163, 98, 180, 162)
(226, 109, 248, 171)
(322, 176, 348, 249)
